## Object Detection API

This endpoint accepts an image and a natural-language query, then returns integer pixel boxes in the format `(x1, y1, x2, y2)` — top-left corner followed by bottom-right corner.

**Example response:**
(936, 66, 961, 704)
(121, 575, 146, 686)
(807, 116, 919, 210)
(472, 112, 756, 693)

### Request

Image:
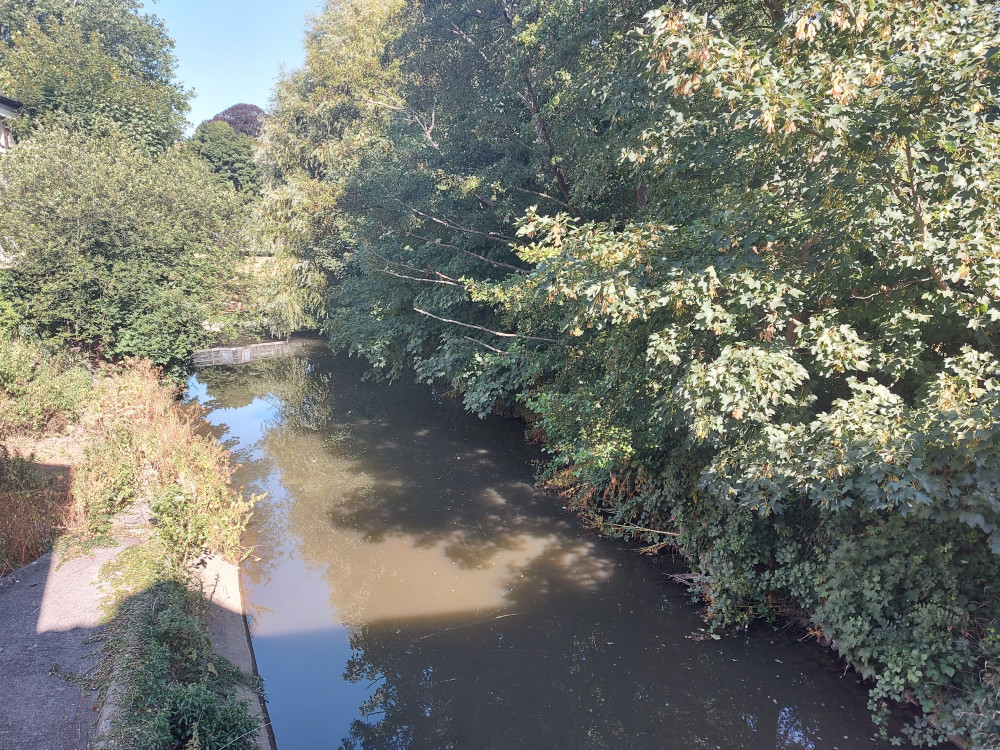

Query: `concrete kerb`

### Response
(191, 554, 276, 750)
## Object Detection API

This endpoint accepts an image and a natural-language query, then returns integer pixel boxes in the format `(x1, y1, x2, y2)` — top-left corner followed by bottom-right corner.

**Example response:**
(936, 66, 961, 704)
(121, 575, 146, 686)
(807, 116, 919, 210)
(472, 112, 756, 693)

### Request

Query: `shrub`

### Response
(0, 122, 243, 371)
(71, 360, 255, 562)
(0, 336, 92, 435)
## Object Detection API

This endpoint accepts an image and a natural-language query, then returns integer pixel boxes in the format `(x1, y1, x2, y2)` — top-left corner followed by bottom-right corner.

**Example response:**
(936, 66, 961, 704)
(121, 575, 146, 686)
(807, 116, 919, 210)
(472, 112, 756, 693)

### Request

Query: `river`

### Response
(189, 347, 897, 750)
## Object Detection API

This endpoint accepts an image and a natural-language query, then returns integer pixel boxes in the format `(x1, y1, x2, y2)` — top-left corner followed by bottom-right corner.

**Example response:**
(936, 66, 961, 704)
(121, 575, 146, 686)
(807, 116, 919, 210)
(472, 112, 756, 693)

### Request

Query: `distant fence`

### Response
(191, 340, 309, 367)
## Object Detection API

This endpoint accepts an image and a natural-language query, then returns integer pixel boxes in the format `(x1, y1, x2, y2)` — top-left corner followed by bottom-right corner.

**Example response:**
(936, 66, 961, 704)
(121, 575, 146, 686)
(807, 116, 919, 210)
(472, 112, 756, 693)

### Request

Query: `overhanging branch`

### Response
(413, 307, 560, 345)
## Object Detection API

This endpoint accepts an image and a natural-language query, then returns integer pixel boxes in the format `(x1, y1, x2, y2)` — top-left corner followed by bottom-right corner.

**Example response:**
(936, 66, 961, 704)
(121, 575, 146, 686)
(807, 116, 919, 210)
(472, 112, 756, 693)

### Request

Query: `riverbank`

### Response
(0, 337, 267, 748)
(0, 511, 272, 750)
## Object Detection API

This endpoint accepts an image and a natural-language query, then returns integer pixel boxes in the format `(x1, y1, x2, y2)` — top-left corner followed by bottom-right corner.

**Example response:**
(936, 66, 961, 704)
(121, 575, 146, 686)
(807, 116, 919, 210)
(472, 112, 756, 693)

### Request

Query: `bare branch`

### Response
(463, 335, 505, 353)
(369, 248, 461, 281)
(405, 231, 524, 273)
(413, 307, 560, 344)
(362, 97, 440, 151)
(376, 268, 464, 287)
(513, 186, 574, 210)
(448, 20, 492, 65)
(601, 522, 680, 537)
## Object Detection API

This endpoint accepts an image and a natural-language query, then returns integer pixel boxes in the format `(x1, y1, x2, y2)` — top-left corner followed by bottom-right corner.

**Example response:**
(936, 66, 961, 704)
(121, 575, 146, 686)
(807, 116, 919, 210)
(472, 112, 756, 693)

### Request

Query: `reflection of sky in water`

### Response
(187, 376, 277, 458)
(189, 357, 900, 750)
(777, 706, 817, 750)
(189, 372, 378, 746)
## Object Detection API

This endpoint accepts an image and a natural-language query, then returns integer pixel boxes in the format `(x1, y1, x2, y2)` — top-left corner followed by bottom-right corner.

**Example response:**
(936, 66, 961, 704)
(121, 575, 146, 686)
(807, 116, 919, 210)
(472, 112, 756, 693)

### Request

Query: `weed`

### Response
(97, 549, 260, 750)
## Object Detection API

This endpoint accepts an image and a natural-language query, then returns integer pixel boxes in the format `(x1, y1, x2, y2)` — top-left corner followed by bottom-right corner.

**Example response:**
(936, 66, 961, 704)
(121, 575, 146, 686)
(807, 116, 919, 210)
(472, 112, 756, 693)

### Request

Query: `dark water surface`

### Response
(190, 349, 894, 750)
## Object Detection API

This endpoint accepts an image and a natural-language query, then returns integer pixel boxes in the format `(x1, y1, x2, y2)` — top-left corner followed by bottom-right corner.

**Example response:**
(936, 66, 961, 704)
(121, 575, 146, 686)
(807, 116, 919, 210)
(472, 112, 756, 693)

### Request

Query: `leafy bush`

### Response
(0, 336, 92, 434)
(186, 119, 262, 195)
(0, 122, 243, 371)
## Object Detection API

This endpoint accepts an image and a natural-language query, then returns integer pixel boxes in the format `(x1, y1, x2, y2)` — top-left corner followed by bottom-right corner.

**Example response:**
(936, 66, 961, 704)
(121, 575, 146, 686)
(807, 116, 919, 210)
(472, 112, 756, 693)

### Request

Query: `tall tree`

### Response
(209, 103, 265, 139)
(187, 119, 262, 195)
(0, 0, 187, 150)
(263, 0, 646, 393)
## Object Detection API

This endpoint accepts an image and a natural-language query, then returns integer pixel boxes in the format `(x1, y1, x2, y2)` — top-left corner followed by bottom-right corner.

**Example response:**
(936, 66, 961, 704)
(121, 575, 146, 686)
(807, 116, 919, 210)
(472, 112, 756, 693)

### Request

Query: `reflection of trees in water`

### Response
(335, 567, 631, 750)
(196, 356, 334, 432)
(198, 353, 873, 750)
(334, 551, 828, 750)
(196, 355, 336, 591)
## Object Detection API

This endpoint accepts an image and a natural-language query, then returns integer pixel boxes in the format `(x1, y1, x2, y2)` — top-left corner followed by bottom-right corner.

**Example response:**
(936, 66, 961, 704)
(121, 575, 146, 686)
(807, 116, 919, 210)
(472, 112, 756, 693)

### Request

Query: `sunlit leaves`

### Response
(0, 123, 243, 368)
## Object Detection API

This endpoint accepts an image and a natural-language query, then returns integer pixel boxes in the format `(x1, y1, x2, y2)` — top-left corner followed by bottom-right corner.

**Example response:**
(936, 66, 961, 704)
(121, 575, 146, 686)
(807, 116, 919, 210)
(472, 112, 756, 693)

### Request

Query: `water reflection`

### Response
(191, 351, 894, 750)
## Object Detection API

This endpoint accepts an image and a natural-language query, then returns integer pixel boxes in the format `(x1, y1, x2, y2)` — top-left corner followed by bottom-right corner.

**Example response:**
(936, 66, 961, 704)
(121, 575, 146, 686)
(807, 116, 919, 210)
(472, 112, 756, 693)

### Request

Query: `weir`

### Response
(191, 340, 309, 367)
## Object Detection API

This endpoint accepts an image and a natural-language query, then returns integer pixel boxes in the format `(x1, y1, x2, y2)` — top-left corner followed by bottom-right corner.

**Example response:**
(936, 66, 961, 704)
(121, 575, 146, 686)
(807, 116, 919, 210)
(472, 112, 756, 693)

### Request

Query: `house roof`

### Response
(0, 92, 22, 112)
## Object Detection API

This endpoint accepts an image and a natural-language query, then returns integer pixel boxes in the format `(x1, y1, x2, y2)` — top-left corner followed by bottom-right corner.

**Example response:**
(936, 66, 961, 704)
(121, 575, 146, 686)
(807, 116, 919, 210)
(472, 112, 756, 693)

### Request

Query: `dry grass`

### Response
(0, 447, 71, 575)
(70, 359, 255, 562)
(1, 339, 255, 575)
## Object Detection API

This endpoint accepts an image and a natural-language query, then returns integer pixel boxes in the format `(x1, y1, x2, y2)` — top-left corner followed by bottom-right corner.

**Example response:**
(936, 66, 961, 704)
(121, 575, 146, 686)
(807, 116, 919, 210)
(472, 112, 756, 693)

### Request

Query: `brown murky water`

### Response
(190, 350, 896, 750)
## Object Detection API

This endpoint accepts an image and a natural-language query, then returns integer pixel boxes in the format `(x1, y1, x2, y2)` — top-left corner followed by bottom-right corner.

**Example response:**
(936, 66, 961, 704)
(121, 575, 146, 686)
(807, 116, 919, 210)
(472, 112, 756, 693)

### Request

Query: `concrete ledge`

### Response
(193, 555, 275, 750)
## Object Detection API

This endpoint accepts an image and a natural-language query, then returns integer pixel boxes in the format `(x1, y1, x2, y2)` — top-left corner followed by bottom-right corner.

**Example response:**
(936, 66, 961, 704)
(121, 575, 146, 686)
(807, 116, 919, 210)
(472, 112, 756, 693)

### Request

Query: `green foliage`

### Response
(0, 1, 187, 151)
(0, 0, 178, 83)
(0, 122, 243, 370)
(186, 120, 262, 195)
(240, 250, 327, 340)
(100, 551, 260, 750)
(0, 336, 92, 434)
(74, 420, 139, 533)
(264, 0, 1000, 745)
(261, 0, 646, 376)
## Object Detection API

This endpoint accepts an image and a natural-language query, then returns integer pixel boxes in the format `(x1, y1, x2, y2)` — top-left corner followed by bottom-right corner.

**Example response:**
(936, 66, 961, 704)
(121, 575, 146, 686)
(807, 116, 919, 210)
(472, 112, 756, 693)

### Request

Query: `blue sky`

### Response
(143, 0, 322, 131)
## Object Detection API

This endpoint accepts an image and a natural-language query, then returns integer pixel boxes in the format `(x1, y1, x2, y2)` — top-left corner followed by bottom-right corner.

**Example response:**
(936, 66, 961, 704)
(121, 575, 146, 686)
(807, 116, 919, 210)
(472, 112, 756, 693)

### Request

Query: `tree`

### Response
(187, 119, 262, 195)
(0, 121, 243, 369)
(209, 103, 264, 139)
(0, 0, 178, 84)
(0, 1, 187, 150)
(262, 0, 647, 390)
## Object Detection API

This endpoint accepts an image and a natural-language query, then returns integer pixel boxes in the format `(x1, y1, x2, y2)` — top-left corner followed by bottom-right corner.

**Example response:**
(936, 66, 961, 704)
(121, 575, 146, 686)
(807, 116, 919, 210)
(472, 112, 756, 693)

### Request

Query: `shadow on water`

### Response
(191, 351, 902, 750)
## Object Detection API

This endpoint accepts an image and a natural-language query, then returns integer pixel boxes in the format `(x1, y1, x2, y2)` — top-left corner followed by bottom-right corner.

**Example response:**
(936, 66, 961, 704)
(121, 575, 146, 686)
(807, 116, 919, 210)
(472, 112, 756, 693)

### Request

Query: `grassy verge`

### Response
(97, 542, 262, 750)
(0, 335, 262, 748)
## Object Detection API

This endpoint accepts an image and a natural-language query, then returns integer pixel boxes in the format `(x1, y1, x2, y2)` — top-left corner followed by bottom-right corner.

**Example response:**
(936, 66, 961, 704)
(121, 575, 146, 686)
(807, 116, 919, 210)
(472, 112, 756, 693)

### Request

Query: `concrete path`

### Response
(0, 538, 274, 750)
(0, 545, 128, 750)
